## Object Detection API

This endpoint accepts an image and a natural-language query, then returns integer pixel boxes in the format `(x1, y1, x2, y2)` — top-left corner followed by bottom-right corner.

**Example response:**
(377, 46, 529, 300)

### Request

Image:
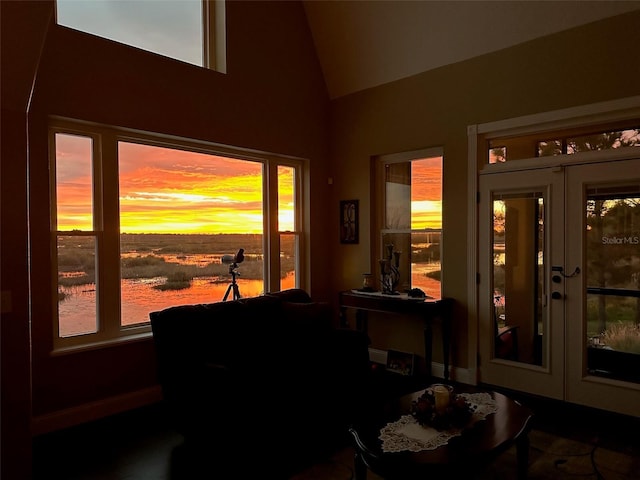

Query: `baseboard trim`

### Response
(31, 385, 163, 436)
(423, 363, 476, 386)
(450, 366, 476, 385)
(368, 347, 476, 386)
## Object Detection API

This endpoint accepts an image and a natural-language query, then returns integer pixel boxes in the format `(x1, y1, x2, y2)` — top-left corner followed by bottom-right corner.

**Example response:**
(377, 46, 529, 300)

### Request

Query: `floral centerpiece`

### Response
(410, 384, 473, 430)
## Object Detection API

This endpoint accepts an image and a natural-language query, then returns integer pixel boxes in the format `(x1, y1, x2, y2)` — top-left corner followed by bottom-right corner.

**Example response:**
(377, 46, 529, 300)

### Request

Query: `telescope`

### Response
(221, 248, 245, 265)
(221, 248, 244, 301)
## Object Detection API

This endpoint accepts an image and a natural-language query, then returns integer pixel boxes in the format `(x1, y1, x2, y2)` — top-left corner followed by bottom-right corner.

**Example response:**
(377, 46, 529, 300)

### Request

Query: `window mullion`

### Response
(265, 162, 280, 291)
(203, 0, 226, 73)
(49, 128, 61, 342)
(293, 164, 303, 288)
(99, 132, 121, 336)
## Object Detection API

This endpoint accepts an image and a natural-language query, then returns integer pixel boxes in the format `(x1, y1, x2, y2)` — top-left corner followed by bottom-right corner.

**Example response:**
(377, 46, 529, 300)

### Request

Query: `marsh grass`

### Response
(58, 234, 293, 293)
(153, 271, 192, 291)
(59, 273, 95, 287)
(602, 322, 640, 354)
(424, 270, 440, 281)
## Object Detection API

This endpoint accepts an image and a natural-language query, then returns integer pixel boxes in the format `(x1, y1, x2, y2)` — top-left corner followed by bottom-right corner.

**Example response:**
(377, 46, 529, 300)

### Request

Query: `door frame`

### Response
(466, 96, 640, 387)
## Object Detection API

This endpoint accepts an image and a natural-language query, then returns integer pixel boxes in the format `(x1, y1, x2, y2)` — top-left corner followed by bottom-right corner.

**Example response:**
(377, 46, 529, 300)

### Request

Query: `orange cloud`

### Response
(56, 137, 295, 234)
(412, 157, 442, 230)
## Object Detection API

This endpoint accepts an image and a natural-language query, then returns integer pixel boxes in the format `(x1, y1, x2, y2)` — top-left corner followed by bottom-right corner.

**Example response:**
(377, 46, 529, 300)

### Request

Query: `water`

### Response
(58, 258, 441, 337)
(58, 274, 294, 337)
(411, 262, 442, 299)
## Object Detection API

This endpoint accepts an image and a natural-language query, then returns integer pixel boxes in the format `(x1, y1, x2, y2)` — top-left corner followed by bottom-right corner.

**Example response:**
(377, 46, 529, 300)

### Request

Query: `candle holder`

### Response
(379, 244, 401, 295)
(361, 273, 374, 292)
(411, 384, 472, 430)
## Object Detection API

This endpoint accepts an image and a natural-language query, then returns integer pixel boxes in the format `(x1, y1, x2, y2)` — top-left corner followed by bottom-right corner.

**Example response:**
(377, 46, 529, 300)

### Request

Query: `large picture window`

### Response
(376, 148, 443, 299)
(51, 120, 302, 349)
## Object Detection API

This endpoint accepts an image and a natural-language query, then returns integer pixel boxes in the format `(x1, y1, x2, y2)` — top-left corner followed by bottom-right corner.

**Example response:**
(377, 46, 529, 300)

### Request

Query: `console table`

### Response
(339, 291, 454, 380)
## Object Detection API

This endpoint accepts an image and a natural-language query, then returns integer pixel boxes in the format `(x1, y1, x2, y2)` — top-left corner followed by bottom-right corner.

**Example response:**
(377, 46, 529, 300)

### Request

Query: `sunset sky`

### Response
(56, 134, 441, 234)
(411, 157, 442, 230)
(56, 0, 203, 67)
(53, 1, 442, 235)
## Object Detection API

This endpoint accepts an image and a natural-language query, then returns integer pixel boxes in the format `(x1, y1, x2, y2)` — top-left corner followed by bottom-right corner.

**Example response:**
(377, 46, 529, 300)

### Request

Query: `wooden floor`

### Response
(32, 387, 640, 479)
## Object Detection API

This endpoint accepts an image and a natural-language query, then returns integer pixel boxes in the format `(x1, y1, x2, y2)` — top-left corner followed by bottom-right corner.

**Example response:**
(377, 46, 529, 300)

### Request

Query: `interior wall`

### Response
(328, 11, 640, 374)
(1, 2, 55, 478)
(1, 3, 330, 470)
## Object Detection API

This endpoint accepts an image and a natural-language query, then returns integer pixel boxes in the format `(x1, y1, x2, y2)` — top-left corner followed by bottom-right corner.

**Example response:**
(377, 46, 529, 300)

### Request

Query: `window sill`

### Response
(51, 331, 153, 356)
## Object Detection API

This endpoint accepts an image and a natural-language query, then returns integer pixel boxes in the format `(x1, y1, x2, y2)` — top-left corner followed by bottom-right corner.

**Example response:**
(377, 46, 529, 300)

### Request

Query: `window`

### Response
(55, 0, 226, 72)
(277, 165, 300, 288)
(487, 123, 639, 164)
(375, 148, 443, 299)
(538, 127, 640, 157)
(51, 119, 302, 349)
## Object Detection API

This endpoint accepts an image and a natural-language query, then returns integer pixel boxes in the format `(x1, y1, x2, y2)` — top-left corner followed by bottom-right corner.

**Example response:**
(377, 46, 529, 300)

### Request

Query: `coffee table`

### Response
(348, 385, 534, 479)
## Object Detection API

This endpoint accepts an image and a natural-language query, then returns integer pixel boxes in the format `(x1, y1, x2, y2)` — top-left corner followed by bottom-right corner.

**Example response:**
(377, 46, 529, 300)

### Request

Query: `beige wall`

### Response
(328, 11, 640, 371)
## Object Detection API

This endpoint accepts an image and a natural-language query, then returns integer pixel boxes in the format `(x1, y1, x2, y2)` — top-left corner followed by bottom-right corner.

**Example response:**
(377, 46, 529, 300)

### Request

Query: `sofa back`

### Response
(149, 289, 340, 418)
(149, 289, 372, 472)
(149, 288, 320, 371)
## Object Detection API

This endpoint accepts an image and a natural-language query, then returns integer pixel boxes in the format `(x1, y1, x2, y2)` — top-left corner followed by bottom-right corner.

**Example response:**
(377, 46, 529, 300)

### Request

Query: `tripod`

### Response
(222, 264, 241, 301)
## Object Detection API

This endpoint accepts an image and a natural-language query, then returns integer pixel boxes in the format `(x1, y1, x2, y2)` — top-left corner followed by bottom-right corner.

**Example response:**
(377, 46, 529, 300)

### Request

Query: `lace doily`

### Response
(379, 392, 498, 452)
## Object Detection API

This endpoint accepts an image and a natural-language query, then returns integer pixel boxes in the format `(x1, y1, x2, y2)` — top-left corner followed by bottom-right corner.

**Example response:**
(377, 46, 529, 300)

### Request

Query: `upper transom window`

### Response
(488, 122, 640, 164)
(55, 0, 226, 72)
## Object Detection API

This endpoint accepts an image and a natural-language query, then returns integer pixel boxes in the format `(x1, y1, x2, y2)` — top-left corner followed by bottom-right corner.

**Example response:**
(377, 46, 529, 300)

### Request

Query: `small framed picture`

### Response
(340, 200, 359, 244)
(387, 349, 415, 376)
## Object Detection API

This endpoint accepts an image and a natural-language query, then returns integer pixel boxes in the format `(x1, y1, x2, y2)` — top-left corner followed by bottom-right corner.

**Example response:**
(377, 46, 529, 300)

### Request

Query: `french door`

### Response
(478, 158, 640, 417)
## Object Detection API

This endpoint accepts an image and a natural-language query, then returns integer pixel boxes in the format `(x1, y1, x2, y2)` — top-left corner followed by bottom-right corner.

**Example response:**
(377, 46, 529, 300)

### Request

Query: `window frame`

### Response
(203, 0, 227, 73)
(49, 118, 304, 353)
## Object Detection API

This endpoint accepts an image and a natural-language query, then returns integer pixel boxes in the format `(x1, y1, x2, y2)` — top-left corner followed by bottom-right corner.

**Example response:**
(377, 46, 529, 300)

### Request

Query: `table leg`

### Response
(355, 309, 368, 333)
(339, 306, 348, 328)
(353, 452, 367, 480)
(441, 309, 451, 381)
(516, 433, 530, 480)
(423, 321, 433, 378)
(423, 302, 452, 381)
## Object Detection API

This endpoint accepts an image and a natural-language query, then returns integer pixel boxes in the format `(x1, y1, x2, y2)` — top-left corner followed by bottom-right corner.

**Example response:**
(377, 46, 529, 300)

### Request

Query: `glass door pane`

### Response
(492, 192, 545, 366)
(585, 185, 640, 384)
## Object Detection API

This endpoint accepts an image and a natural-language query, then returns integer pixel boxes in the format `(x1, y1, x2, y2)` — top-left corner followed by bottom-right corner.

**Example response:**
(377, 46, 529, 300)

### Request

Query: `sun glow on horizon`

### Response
(412, 157, 442, 231)
(55, 135, 294, 234)
(56, 135, 440, 235)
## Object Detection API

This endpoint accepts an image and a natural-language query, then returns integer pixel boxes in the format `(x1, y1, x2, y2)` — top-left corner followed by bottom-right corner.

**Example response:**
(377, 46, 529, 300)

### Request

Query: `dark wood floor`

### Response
(32, 386, 640, 479)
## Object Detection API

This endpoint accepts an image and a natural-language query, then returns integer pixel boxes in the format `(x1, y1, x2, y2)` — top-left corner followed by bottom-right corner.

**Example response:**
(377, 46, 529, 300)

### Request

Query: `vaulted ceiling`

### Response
(302, 1, 640, 99)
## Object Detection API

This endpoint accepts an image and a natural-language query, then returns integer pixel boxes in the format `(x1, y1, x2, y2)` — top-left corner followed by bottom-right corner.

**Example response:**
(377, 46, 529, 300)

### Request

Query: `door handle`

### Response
(552, 266, 581, 278)
(551, 291, 563, 300)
